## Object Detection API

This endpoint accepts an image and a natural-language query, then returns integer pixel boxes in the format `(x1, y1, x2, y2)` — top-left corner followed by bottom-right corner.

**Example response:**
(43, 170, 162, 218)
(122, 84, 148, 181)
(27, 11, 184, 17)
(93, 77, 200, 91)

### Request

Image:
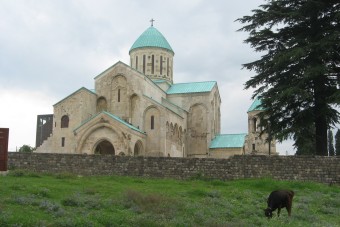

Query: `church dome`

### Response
(129, 26, 174, 54)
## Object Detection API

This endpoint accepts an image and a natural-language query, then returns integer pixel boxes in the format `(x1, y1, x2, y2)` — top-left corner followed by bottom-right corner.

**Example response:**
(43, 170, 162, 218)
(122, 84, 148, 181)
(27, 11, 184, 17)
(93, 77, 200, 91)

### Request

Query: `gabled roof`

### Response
(73, 111, 145, 135)
(129, 26, 174, 54)
(94, 61, 126, 80)
(54, 87, 96, 106)
(166, 81, 216, 95)
(93, 61, 167, 95)
(209, 133, 247, 149)
(103, 111, 145, 134)
(248, 97, 264, 112)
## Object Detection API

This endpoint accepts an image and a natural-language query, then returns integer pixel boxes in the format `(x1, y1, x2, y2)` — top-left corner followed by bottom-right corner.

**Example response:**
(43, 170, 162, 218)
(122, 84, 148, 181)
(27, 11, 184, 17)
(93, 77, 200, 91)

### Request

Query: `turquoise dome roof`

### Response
(129, 26, 174, 54)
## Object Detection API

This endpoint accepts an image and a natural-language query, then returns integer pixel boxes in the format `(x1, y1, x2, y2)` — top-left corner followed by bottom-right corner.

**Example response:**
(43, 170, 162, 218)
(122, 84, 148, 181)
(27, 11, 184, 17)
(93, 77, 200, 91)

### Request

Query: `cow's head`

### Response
(264, 207, 273, 218)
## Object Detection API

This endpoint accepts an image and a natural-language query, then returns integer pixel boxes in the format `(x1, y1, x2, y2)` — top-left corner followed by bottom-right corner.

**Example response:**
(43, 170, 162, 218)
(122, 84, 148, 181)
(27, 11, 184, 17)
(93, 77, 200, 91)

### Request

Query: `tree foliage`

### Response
(18, 145, 35, 153)
(237, 0, 340, 155)
(294, 125, 316, 155)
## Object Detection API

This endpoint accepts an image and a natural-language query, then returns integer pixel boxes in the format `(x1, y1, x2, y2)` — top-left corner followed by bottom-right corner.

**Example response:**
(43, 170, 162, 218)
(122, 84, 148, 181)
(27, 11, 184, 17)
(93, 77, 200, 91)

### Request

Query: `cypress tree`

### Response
(328, 129, 335, 156)
(335, 129, 340, 156)
(237, 1, 340, 155)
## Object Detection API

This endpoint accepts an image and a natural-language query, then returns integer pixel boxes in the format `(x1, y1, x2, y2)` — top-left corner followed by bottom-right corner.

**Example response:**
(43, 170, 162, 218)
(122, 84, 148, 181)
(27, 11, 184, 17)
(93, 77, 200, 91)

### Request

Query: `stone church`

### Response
(35, 24, 276, 158)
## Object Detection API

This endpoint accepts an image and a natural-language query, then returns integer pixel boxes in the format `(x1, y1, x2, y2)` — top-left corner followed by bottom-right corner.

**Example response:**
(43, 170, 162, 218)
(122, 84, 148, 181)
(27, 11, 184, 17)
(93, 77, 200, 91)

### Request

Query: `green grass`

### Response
(0, 170, 339, 226)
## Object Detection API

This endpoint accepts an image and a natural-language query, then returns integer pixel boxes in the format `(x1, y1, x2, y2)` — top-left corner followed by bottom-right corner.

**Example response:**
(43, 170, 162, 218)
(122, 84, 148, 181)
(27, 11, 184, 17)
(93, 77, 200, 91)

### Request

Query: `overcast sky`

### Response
(0, 0, 295, 154)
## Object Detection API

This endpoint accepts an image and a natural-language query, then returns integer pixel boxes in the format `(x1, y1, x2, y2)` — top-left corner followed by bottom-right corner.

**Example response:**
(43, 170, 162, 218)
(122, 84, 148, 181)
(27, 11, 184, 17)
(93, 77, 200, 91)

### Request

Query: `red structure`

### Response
(0, 128, 9, 171)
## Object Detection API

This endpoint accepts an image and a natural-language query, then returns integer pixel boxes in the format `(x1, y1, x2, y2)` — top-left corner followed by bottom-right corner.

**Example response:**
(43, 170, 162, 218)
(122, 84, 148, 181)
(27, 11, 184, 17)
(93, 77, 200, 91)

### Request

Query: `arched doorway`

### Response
(134, 140, 143, 156)
(94, 140, 115, 155)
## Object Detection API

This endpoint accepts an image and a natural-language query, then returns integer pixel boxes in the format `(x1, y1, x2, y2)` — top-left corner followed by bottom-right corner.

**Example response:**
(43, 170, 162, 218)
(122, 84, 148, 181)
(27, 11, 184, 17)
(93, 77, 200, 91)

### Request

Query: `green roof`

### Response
(210, 134, 247, 149)
(129, 26, 174, 54)
(103, 111, 145, 134)
(73, 111, 145, 135)
(166, 81, 216, 94)
(248, 97, 264, 112)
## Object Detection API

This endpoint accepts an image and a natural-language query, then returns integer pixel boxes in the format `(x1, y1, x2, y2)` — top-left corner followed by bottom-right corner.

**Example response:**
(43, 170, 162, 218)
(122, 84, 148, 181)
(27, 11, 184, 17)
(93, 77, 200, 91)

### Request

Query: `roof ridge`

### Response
(172, 81, 216, 85)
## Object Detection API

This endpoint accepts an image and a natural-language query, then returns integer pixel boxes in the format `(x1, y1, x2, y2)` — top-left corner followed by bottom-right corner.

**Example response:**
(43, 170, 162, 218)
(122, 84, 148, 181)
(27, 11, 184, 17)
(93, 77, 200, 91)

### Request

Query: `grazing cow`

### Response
(264, 190, 294, 218)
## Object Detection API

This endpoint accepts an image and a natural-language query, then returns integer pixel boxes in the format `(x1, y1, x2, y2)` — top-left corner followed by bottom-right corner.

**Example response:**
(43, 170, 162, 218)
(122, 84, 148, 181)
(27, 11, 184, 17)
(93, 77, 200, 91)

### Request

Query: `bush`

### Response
(18, 145, 35, 153)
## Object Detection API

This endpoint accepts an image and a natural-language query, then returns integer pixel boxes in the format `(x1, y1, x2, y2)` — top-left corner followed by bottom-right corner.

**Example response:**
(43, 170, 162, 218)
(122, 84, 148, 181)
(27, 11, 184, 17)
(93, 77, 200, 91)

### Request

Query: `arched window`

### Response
(151, 115, 155, 130)
(118, 89, 121, 102)
(61, 115, 69, 128)
(97, 97, 107, 112)
(151, 55, 155, 74)
(135, 56, 138, 70)
(253, 118, 257, 132)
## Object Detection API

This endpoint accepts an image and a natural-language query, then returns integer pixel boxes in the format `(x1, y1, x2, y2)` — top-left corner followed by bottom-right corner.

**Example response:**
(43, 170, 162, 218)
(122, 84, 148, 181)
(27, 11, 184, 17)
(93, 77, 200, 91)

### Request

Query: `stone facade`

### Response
(8, 153, 340, 184)
(35, 25, 274, 158)
(245, 109, 277, 155)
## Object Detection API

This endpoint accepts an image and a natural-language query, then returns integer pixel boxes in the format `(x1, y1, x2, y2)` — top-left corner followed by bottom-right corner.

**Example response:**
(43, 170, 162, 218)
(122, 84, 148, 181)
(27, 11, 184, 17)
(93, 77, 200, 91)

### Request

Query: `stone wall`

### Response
(7, 152, 340, 184)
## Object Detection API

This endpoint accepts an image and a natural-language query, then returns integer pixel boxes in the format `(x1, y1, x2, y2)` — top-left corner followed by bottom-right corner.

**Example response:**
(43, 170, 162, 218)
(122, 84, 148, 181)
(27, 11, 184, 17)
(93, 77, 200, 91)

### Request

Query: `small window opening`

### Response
(151, 115, 155, 130)
(253, 118, 257, 132)
(118, 89, 121, 102)
(62, 137, 65, 147)
(151, 55, 154, 74)
(143, 55, 146, 74)
(167, 58, 169, 77)
(135, 56, 138, 70)
(160, 56, 163, 75)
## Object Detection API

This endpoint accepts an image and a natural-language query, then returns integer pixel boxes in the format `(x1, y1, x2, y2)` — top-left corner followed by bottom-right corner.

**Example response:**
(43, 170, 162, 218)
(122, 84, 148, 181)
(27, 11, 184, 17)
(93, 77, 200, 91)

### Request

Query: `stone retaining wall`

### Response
(7, 153, 340, 184)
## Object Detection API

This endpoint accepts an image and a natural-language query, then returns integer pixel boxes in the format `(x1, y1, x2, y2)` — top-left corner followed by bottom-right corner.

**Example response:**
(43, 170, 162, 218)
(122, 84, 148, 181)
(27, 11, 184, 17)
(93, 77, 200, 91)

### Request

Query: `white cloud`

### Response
(0, 0, 296, 154)
(0, 88, 56, 151)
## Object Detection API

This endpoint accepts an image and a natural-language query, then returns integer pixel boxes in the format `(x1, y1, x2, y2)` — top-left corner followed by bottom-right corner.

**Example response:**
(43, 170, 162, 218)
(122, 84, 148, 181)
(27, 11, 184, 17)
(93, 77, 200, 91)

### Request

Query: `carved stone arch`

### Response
(96, 96, 108, 112)
(76, 122, 118, 153)
(166, 121, 170, 139)
(189, 102, 209, 113)
(111, 74, 127, 86)
(130, 94, 140, 126)
(179, 126, 183, 141)
(166, 121, 170, 132)
(134, 140, 144, 156)
(174, 123, 179, 140)
(142, 105, 161, 131)
(93, 138, 115, 155)
(170, 122, 174, 139)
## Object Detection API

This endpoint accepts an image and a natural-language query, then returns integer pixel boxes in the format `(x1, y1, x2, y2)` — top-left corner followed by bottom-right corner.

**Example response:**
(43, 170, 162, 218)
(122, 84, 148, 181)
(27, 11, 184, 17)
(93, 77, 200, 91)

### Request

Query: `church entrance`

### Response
(94, 140, 115, 155)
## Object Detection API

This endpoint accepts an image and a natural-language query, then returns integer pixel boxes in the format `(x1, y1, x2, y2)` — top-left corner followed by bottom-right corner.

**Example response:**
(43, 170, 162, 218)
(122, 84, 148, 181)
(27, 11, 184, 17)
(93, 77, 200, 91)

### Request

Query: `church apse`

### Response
(144, 106, 161, 156)
(187, 104, 208, 157)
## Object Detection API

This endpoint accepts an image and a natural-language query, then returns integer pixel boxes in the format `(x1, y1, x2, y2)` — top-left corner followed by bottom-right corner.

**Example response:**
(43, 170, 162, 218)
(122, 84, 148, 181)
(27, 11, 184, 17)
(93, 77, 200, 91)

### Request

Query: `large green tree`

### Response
(237, 0, 340, 155)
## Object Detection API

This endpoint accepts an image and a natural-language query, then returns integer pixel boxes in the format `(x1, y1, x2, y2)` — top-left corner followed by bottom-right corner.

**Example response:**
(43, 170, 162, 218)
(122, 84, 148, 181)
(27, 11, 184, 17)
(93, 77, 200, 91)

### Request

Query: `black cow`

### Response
(264, 190, 294, 218)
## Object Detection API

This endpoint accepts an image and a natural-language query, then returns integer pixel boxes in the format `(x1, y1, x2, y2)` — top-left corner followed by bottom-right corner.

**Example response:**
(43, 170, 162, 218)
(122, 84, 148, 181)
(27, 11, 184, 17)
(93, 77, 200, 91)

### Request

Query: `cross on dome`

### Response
(150, 18, 155, 27)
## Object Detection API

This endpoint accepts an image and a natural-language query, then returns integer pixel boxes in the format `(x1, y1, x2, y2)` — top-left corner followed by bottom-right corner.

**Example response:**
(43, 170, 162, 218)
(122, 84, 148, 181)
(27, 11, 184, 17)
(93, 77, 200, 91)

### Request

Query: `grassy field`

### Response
(0, 170, 339, 227)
